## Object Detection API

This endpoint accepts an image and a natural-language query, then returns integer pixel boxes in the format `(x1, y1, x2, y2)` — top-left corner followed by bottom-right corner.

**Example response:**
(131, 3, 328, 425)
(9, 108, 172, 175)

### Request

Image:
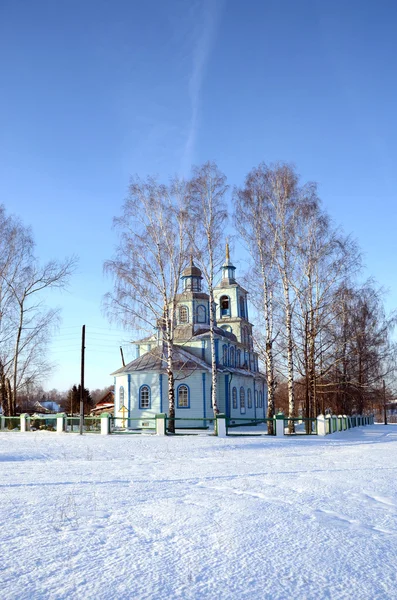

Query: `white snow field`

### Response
(1, 426, 397, 600)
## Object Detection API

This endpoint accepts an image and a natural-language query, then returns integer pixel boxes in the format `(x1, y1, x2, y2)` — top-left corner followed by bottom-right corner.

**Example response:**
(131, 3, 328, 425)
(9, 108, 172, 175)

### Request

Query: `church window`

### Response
(222, 344, 228, 366)
(197, 305, 206, 323)
(242, 326, 249, 346)
(240, 296, 246, 319)
(247, 389, 252, 409)
(236, 350, 241, 368)
(220, 295, 230, 317)
(230, 347, 235, 367)
(119, 386, 125, 410)
(255, 390, 258, 408)
(139, 385, 151, 409)
(240, 387, 246, 414)
(232, 387, 237, 409)
(259, 391, 263, 408)
(177, 384, 189, 408)
(185, 277, 200, 292)
(179, 306, 189, 323)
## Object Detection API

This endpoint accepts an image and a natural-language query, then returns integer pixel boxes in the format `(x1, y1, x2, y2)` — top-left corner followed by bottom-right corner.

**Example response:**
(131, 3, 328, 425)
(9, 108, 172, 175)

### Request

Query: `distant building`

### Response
(40, 401, 61, 413)
(111, 248, 267, 428)
(91, 389, 115, 416)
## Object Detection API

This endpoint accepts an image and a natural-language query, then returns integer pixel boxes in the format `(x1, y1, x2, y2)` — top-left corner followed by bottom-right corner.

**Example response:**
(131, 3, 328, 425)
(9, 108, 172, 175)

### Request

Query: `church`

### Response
(111, 248, 267, 429)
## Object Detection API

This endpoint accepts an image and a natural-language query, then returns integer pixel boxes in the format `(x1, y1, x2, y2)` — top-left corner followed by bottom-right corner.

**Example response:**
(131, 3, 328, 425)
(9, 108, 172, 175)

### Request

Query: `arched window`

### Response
(197, 305, 206, 323)
(243, 326, 249, 346)
(240, 296, 246, 318)
(247, 389, 252, 409)
(236, 350, 241, 368)
(259, 391, 263, 408)
(179, 306, 189, 323)
(255, 390, 258, 408)
(232, 387, 237, 409)
(230, 347, 235, 367)
(177, 384, 189, 408)
(240, 387, 246, 414)
(220, 295, 230, 317)
(222, 344, 228, 366)
(139, 385, 151, 409)
(119, 386, 125, 410)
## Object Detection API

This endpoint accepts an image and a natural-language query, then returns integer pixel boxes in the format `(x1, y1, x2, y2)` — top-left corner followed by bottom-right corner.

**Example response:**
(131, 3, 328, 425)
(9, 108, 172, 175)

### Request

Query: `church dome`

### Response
(182, 260, 202, 278)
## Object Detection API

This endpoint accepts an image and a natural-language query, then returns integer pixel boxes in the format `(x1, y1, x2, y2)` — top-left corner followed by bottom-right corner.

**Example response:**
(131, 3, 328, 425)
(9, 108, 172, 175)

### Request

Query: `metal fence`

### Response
(29, 416, 57, 431)
(165, 417, 215, 434)
(226, 417, 276, 436)
(2, 416, 21, 431)
(284, 417, 317, 435)
(110, 416, 157, 434)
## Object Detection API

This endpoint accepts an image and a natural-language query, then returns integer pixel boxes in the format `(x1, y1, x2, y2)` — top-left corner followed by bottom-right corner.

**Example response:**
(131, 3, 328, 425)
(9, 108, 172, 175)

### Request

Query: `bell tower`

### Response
(213, 245, 253, 351)
(174, 258, 210, 340)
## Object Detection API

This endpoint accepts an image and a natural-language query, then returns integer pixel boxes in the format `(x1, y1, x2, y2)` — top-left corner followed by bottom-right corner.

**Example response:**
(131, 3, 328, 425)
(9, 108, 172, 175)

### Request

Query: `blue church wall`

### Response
(114, 372, 161, 421)
(114, 369, 265, 427)
(173, 371, 211, 427)
(227, 376, 261, 421)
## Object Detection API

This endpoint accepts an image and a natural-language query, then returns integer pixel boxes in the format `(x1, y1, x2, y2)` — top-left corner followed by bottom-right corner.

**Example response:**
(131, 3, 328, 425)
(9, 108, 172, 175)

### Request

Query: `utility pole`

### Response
(79, 325, 86, 435)
(120, 346, 125, 367)
(383, 379, 387, 426)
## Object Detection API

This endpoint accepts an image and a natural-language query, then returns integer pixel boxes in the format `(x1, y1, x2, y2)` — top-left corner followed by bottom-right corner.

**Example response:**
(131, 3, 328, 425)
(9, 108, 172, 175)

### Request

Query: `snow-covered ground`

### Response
(1, 426, 397, 600)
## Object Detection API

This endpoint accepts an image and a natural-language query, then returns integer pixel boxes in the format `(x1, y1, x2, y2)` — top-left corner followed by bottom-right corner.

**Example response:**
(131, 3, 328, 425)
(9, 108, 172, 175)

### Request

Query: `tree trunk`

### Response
(284, 281, 295, 433)
(166, 340, 175, 434)
(12, 299, 24, 415)
(6, 377, 13, 416)
(304, 311, 310, 433)
(209, 287, 219, 417)
(261, 266, 275, 435)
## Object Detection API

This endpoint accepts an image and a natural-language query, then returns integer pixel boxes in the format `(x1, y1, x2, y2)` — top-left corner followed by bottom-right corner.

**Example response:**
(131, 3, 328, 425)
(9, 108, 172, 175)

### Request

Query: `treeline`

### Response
(106, 162, 396, 425)
(0, 206, 76, 415)
(235, 163, 396, 421)
(15, 384, 112, 415)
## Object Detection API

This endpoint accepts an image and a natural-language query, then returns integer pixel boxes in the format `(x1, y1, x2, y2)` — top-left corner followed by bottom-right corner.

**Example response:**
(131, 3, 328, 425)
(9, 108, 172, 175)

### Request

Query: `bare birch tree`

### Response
(234, 166, 278, 433)
(236, 163, 303, 431)
(187, 162, 228, 416)
(0, 206, 76, 415)
(104, 176, 190, 433)
(292, 201, 361, 423)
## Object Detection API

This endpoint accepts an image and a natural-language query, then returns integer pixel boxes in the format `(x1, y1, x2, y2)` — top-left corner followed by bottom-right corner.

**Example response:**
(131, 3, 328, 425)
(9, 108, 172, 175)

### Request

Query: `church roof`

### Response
(192, 326, 237, 342)
(110, 345, 211, 375)
(182, 258, 202, 278)
(111, 343, 266, 380)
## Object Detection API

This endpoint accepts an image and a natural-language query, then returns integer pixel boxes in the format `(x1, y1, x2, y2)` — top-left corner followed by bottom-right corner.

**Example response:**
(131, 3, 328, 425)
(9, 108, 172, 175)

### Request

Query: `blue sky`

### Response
(1, 0, 396, 392)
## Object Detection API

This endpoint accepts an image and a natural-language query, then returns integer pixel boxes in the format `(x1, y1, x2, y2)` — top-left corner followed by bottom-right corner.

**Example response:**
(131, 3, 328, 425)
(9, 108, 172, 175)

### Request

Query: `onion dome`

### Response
(181, 256, 202, 291)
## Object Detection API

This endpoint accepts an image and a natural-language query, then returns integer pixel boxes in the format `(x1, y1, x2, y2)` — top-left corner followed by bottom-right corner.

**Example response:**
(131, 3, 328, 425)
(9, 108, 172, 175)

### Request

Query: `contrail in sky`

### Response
(182, 0, 223, 174)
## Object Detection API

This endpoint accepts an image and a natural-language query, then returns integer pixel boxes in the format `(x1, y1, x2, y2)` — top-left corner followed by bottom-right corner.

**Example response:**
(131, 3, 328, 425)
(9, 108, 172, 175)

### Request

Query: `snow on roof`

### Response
(111, 345, 212, 376)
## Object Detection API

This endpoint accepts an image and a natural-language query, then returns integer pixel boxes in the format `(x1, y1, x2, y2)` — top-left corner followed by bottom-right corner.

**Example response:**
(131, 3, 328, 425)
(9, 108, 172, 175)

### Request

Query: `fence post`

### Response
(275, 412, 285, 436)
(317, 414, 326, 436)
(155, 413, 167, 436)
(329, 416, 334, 433)
(0, 415, 4, 430)
(100, 412, 111, 435)
(56, 413, 66, 434)
(216, 413, 227, 437)
(325, 414, 331, 434)
(20, 413, 29, 432)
